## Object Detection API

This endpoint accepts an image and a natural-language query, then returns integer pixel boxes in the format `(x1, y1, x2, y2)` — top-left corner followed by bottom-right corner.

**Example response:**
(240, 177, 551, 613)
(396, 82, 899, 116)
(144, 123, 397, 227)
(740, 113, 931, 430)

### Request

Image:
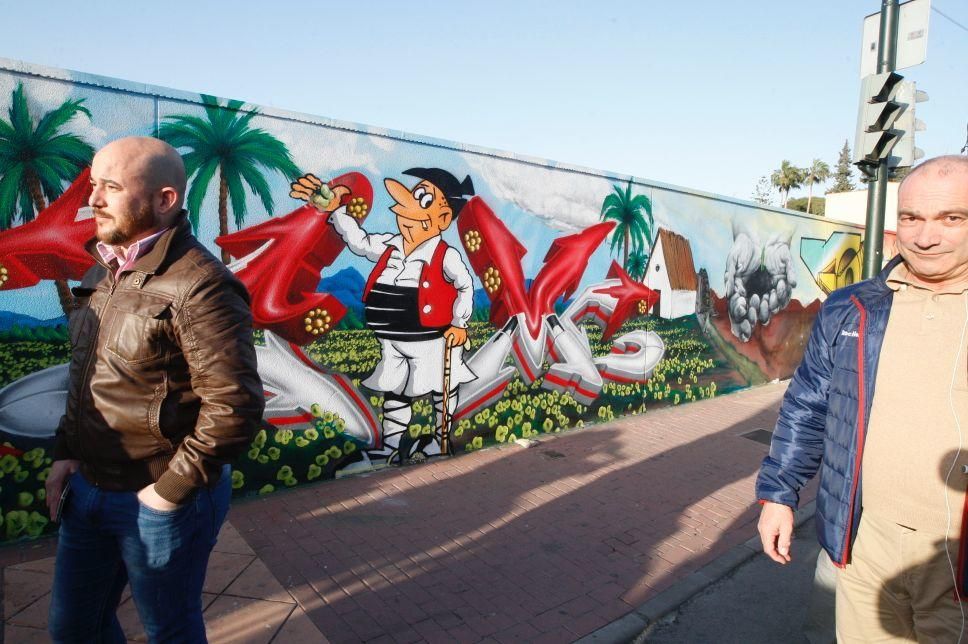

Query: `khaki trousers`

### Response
(836, 513, 967, 643)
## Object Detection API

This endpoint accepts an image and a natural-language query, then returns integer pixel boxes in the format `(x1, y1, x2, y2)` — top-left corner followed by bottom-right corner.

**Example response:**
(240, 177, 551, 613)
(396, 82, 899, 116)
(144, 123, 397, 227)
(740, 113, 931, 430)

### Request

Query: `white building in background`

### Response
(644, 228, 698, 319)
(824, 184, 898, 232)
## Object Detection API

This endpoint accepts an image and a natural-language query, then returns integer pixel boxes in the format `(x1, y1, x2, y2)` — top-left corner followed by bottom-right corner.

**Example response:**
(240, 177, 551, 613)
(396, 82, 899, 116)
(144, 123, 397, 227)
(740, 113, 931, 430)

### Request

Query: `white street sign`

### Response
(860, 0, 931, 78)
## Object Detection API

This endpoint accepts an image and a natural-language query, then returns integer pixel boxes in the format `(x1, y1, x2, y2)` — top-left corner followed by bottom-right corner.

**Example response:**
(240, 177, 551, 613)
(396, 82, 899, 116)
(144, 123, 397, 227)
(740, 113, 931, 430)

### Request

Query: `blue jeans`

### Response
(48, 465, 231, 643)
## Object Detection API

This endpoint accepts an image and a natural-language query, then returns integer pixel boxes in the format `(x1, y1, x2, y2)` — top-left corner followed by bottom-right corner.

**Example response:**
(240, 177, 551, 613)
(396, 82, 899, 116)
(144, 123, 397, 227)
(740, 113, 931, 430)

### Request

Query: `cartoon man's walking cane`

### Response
(440, 337, 470, 455)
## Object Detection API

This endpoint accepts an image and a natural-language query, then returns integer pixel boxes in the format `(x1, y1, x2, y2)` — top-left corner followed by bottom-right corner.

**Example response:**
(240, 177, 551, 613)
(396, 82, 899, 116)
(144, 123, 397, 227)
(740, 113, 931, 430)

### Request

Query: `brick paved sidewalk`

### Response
(0, 520, 326, 643)
(233, 382, 803, 643)
(1, 382, 807, 643)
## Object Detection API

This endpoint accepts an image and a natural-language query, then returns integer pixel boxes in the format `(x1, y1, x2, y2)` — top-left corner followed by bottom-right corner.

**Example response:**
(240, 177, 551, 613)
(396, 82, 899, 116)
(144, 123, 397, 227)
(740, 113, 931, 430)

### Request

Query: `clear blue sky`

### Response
(1, 0, 965, 201)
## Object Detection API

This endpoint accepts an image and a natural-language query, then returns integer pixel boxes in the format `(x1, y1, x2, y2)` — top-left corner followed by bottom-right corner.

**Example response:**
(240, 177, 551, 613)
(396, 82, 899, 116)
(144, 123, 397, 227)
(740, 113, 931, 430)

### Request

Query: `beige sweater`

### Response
(862, 264, 968, 535)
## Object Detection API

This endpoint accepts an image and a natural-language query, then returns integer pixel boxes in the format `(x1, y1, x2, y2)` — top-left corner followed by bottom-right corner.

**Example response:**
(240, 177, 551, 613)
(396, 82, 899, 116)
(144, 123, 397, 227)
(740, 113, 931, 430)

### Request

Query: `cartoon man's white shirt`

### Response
(329, 206, 473, 328)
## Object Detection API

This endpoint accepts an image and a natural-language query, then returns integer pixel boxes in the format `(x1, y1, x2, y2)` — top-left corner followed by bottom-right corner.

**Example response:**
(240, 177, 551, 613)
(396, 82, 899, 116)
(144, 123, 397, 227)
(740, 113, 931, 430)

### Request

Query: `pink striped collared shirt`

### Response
(96, 227, 170, 279)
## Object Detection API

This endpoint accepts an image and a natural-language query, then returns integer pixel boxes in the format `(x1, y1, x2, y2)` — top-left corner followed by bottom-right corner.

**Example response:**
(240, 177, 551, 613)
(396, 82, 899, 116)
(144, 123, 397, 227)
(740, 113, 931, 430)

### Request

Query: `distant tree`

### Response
(159, 95, 301, 263)
(771, 160, 805, 209)
(751, 176, 773, 205)
(889, 166, 912, 182)
(0, 82, 95, 314)
(804, 159, 831, 215)
(600, 179, 654, 270)
(829, 140, 855, 193)
(786, 196, 825, 216)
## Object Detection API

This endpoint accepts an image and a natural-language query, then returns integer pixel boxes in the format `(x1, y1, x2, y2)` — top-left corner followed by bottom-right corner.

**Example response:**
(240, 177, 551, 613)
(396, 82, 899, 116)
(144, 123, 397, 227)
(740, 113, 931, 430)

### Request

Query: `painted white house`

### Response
(644, 229, 699, 319)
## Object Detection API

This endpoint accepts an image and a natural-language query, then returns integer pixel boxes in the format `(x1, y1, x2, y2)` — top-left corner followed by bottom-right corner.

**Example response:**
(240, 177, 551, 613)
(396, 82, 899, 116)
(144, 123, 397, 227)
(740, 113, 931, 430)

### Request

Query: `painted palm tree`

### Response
(0, 82, 94, 313)
(625, 250, 649, 282)
(804, 158, 831, 215)
(771, 160, 805, 209)
(159, 95, 301, 263)
(600, 179, 654, 271)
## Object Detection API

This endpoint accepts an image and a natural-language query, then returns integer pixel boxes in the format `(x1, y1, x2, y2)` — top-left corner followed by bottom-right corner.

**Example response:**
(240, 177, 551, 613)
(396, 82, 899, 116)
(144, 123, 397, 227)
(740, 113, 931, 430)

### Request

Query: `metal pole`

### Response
(862, 0, 900, 279)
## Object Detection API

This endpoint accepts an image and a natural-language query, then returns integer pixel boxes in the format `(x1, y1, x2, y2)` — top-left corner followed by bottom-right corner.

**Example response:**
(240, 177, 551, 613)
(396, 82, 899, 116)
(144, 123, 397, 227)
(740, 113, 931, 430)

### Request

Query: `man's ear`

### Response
(157, 186, 180, 214)
(437, 211, 453, 231)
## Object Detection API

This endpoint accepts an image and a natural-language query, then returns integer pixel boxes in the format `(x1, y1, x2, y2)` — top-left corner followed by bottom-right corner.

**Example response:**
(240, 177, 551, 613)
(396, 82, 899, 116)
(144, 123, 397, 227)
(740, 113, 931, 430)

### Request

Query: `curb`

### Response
(574, 500, 817, 643)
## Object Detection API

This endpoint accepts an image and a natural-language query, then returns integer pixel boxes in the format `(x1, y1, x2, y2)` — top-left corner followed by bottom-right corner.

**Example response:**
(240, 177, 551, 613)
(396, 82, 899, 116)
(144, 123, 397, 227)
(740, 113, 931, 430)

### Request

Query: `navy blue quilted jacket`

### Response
(756, 256, 967, 593)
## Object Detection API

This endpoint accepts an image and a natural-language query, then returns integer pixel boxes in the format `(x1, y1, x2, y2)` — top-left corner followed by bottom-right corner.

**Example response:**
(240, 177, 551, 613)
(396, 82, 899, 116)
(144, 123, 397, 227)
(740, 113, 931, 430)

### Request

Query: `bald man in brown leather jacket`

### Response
(45, 137, 264, 643)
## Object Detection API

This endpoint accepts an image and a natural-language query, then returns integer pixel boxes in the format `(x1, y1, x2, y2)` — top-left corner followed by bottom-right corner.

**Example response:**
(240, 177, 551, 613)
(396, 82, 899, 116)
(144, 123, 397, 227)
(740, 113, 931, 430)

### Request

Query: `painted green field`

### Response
(0, 314, 734, 541)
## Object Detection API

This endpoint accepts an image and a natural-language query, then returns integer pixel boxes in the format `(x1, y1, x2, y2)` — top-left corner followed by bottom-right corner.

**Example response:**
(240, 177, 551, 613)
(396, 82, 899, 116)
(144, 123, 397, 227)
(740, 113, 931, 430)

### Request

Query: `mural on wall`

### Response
(723, 225, 797, 342)
(800, 231, 863, 296)
(159, 95, 302, 262)
(0, 61, 870, 541)
(0, 82, 95, 316)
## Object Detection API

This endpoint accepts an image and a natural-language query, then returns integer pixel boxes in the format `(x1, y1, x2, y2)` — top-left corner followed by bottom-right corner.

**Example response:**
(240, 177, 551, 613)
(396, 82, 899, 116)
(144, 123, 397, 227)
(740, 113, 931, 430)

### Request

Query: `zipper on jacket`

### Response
(841, 295, 868, 566)
(74, 271, 119, 473)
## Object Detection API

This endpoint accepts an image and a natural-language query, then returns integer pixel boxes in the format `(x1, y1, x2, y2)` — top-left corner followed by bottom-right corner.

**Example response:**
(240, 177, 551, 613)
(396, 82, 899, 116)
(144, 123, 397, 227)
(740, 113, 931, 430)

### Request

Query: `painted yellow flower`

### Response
(483, 266, 502, 294)
(303, 308, 333, 336)
(348, 196, 369, 219)
(463, 230, 482, 252)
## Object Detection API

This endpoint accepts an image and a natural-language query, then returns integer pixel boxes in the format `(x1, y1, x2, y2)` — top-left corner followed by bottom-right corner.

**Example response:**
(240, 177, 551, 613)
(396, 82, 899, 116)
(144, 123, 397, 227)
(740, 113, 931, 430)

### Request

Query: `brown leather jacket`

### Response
(53, 215, 264, 504)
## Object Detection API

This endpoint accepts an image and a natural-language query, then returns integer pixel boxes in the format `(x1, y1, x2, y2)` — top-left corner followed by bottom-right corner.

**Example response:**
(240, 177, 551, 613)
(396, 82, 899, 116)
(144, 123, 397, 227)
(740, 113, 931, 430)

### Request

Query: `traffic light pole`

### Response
(862, 0, 899, 279)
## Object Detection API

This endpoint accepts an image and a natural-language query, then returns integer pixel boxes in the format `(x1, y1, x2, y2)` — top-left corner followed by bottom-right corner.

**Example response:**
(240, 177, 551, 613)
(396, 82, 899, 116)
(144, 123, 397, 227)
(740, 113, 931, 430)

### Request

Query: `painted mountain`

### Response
(0, 311, 67, 332)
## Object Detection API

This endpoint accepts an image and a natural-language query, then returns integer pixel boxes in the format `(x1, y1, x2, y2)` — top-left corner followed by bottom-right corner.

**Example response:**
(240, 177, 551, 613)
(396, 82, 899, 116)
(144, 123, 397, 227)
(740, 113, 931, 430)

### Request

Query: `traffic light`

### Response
(892, 80, 928, 168)
(853, 71, 905, 166)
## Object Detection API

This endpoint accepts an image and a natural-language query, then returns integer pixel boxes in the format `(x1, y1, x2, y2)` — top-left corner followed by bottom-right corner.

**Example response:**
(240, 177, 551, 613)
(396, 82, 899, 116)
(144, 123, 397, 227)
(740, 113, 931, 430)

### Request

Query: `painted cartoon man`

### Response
(291, 168, 476, 463)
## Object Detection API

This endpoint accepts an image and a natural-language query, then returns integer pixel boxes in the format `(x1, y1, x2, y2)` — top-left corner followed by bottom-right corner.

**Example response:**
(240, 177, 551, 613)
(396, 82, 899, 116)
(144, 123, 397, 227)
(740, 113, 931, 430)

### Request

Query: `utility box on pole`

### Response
(892, 80, 928, 167)
(853, 75, 928, 170)
(853, 71, 905, 165)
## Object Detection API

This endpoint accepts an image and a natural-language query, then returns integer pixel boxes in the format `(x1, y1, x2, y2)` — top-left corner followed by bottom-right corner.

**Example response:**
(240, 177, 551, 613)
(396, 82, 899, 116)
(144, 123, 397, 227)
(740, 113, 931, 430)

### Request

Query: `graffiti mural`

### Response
(723, 225, 797, 342)
(800, 231, 863, 296)
(0, 59, 871, 541)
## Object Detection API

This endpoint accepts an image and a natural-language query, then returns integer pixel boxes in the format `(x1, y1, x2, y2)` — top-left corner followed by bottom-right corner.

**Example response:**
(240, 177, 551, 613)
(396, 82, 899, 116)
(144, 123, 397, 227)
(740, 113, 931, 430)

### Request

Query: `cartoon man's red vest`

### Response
(363, 240, 459, 328)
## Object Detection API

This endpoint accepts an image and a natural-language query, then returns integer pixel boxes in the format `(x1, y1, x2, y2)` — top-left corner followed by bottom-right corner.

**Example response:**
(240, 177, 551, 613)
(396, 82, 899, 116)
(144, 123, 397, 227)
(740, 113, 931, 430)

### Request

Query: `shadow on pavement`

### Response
(231, 399, 782, 642)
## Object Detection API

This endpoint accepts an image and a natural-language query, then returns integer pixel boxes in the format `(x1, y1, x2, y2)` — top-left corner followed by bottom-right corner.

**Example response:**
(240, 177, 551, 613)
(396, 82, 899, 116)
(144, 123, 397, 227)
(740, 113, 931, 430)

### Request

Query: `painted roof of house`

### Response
(656, 228, 698, 291)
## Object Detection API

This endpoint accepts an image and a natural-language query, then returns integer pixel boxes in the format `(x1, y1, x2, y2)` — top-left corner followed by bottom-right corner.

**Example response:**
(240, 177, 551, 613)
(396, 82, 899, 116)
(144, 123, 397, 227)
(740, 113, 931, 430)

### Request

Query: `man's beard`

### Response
(95, 202, 156, 246)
